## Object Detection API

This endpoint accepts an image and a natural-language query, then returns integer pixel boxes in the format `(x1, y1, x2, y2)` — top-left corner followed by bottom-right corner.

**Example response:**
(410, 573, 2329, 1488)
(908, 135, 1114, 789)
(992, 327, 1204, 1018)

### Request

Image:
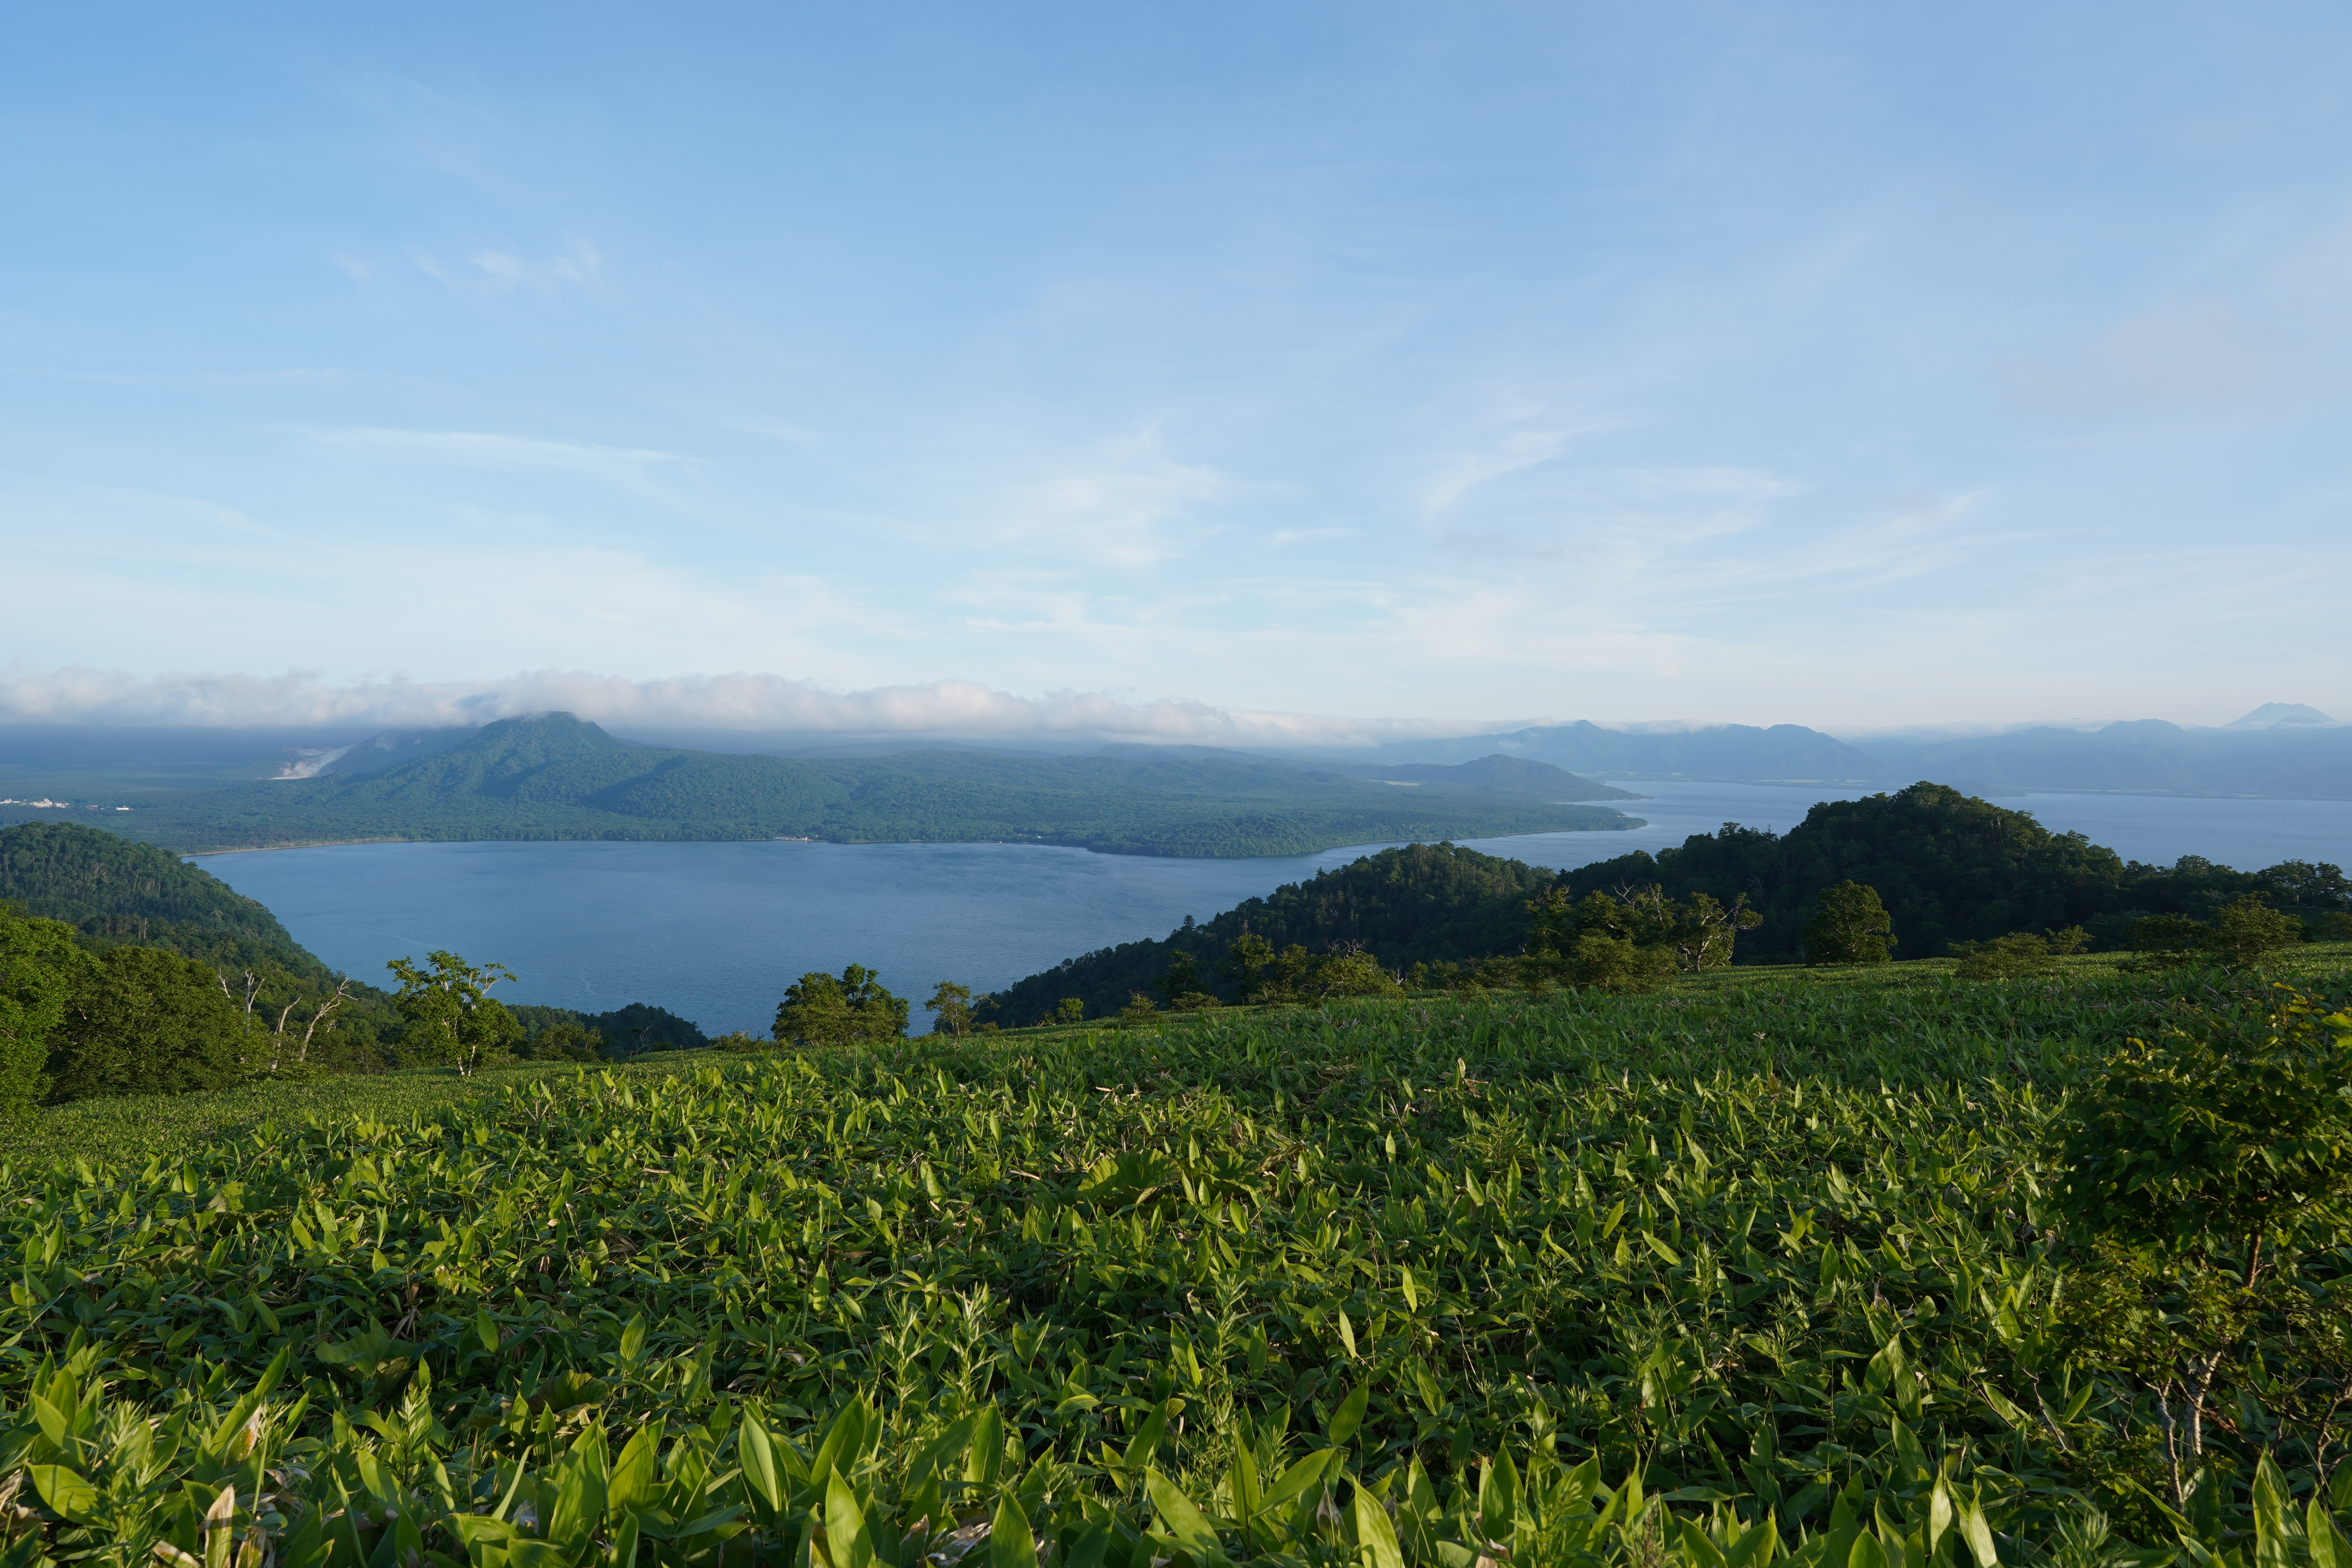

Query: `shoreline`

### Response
(178, 816, 1650, 861)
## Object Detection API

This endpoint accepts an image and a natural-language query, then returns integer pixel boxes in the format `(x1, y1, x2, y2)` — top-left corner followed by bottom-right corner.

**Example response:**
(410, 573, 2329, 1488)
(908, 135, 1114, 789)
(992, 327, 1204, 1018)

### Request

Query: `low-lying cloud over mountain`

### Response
(8, 668, 2349, 799)
(0, 666, 1520, 748)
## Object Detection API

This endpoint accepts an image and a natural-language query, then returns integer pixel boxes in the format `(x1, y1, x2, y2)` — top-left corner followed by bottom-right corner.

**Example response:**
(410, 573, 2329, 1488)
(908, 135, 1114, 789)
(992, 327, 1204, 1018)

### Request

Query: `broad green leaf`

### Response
(739, 1416, 785, 1514)
(989, 1491, 1039, 1568)
(1478, 1452, 1520, 1545)
(825, 1470, 875, 1568)
(1680, 1519, 1731, 1568)
(29, 1465, 96, 1524)
(1328, 1383, 1371, 1446)
(1955, 1494, 1998, 1568)
(29, 1395, 69, 1452)
(1264, 1450, 1338, 1514)
(1355, 1485, 1406, 1568)
(609, 1422, 664, 1512)
(1726, 1517, 1781, 1568)
(1145, 1470, 1224, 1565)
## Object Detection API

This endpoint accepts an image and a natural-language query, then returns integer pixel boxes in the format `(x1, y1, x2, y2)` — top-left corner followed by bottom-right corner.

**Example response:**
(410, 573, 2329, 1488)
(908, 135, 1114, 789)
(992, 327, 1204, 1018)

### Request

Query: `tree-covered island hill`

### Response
(4, 784, 2352, 1563)
(0, 710, 1646, 857)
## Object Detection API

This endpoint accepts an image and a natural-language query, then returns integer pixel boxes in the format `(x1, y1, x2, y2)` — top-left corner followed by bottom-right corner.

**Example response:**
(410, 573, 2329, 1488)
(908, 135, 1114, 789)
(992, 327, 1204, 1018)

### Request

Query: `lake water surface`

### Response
(195, 781, 2352, 1034)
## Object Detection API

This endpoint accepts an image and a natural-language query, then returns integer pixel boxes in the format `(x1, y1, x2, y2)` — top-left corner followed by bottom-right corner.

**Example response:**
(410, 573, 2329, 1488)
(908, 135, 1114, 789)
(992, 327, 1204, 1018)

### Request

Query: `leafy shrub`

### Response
(1312, 950, 1403, 999)
(1565, 931, 1675, 990)
(2206, 894, 2303, 965)
(2130, 897, 2303, 969)
(0, 907, 82, 1118)
(1950, 929, 2074, 980)
(388, 951, 523, 1077)
(1803, 879, 1896, 965)
(773, 964, 908, 1047)
(46, 944, 250, 1102)
(1526, 885, 1762, 979)
(2052, 987, 2352, 1510)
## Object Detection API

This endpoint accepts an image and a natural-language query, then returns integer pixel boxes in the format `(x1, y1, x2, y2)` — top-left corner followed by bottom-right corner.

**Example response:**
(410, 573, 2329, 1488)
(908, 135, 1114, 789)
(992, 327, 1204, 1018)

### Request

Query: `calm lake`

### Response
(194, 781, 2352, 1034)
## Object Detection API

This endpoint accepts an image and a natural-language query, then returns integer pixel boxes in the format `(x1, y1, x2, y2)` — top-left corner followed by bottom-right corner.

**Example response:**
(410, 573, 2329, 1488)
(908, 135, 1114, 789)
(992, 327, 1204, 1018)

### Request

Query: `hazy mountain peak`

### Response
(2225, 702, 2336, 730)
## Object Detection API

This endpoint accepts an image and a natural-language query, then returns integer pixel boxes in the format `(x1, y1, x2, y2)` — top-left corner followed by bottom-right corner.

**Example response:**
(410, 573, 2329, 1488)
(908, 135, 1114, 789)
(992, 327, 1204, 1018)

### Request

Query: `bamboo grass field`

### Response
(4, 951, 2350, 1566)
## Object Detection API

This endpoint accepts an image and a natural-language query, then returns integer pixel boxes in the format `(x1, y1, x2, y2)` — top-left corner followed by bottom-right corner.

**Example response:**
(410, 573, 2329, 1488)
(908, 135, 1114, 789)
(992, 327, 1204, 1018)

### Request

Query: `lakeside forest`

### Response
(0, 713, 1641, 859)
(3, 784, 2352, 1564)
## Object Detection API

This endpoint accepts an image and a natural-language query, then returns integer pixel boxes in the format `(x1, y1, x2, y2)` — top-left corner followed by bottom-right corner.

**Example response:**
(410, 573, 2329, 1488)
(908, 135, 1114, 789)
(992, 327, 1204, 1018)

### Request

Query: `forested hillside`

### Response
(1558, 780, 2352, 960)
(43, 712, 1644, 855)
(0, 820, 328, 975)
(987, 842, 1556, 1022)
(991, 782, 2352, 1015)
(0, 823, 717, 1103)
(1320, 754, 1637, 797)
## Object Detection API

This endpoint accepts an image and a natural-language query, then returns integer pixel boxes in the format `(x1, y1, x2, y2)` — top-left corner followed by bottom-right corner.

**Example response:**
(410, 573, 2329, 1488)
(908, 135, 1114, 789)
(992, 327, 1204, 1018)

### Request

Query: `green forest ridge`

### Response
(987, 781, 2352, 1023)
(6, 713, 1642, 858)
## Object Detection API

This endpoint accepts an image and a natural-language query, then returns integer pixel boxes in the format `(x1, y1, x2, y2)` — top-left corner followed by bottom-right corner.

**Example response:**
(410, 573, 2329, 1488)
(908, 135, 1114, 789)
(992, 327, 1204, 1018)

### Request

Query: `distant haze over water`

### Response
(194, 782, 2352, 1035)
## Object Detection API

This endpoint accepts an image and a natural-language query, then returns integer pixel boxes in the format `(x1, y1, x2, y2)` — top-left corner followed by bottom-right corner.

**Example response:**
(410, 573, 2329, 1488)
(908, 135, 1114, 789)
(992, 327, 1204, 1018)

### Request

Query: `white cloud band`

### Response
(0, 666, 1524, 747)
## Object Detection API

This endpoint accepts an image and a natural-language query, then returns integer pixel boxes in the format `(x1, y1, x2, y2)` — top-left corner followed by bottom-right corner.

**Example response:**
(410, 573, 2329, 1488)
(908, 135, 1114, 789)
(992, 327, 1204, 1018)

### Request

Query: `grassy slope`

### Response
(21, 943, 2346, 1166)
(0, 1052, 722, 1167)
(2, 948, 2349, 1556)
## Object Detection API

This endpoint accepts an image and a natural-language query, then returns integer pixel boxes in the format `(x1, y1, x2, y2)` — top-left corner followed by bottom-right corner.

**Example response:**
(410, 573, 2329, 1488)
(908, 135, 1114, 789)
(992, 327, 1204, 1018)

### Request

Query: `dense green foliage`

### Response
(0, 909, 81, 1117)
(45, 943, 251, 1102)
(0, 821, 327, 975)
(1560, 783, 2352, 962)
(1802, 882, 1895, 966)
(776, 965, 912, 1047)
(989, 844, 1557, 1023)
(388, 951, 526, 1078)
(1523, 886, 1762, 982)
(0, 1052, 722, 1169)
(61, 715, 1643, 858)
(4, 960, 2351, 1564)
(0, 822, 403, 1069)
(994, 791, 2352, 1024)
(507, 1003, 712, 1057)
(2048, 989, 2352, 1513)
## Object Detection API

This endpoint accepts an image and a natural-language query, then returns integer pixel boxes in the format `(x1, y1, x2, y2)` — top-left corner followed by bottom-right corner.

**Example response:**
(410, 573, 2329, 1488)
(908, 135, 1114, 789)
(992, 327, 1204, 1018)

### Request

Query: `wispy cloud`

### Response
(993, 430, 1259, 570)
(299, 428, 692, 496)
(416, 239, 605, 294)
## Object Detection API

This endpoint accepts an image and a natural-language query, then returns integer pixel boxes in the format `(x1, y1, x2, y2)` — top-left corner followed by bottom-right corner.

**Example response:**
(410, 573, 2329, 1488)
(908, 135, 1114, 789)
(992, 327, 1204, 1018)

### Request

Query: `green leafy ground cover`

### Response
(4, 957, 2350, 1566)
(0, 1052, 722, 1169)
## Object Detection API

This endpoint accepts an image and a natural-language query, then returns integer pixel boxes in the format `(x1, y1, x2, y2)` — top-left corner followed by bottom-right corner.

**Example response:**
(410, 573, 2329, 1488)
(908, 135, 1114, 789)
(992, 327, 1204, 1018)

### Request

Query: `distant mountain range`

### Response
(0, 713, 1643, 857)
(1844, 713, 2352, 798)
(4, 702, 2344, 837)
(1269, 703, 2352, 799)
(1303, 720, 1889, 783)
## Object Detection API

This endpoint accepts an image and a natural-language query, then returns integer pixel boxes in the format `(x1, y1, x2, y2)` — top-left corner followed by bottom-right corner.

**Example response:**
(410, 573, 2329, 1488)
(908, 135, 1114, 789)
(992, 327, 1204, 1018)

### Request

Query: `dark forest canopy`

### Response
(1556, 781, 2352, 961)
(987, 783, 2352, 1019)
(987, 841, 1558, 1023)
(0, 820, 328, 975)
(12, 713, 1645, 857)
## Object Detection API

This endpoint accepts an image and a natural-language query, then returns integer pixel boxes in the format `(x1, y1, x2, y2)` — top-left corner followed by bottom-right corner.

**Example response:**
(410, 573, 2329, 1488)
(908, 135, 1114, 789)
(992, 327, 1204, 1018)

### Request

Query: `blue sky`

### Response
(4, 2, 2349, 738)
